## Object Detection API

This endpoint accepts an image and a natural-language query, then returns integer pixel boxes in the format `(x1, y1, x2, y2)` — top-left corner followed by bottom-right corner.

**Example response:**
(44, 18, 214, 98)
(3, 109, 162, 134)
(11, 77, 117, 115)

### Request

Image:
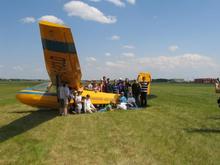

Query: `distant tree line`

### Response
(152, 79, 186, 83)
(0, 78, 47, 82)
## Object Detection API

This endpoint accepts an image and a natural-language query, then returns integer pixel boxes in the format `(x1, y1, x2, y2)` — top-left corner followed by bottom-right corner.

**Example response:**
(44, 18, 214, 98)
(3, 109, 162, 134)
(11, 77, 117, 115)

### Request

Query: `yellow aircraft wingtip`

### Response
(39, 20, 68, 28)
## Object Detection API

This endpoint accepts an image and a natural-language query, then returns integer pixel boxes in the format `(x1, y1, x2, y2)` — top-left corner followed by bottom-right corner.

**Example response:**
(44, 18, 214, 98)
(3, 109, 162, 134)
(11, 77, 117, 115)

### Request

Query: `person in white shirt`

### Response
(216, 78, 220, 88)
(87, 81, 93, 90)
(75, 91, 82, 114)
(127, 93, 138, 108)
(84, 94, 96, 113)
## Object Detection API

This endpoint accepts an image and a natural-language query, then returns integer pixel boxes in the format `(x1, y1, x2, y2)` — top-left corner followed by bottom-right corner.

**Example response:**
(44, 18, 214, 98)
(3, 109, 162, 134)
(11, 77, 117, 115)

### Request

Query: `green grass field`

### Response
(0, 81, 220, 165)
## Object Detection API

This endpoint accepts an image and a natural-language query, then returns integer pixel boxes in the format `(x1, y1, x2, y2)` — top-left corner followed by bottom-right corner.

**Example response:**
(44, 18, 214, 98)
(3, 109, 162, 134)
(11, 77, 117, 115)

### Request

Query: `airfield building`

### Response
(194, 78, 216, 84)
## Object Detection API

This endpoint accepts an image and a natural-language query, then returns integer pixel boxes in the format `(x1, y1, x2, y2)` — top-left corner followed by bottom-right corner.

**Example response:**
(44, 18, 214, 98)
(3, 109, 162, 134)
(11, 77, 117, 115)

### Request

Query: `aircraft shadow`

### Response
(185, 128, 220, 134)
(148, 94, 157, 100)
(207, 116, 220, 120)
(0, 109, 57, 143)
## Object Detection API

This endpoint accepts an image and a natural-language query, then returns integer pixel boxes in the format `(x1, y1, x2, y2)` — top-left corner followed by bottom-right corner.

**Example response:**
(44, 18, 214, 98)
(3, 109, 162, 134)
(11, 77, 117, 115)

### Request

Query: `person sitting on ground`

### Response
(119, 92, 127, 103)
(117, 92, 127, 110)
(69, 90, 77, 113)
(75, 91, 82, 114)
(85, 94, 97, 113)
(81, 96, 86, 113)
(127, 93, 138, 108)
(69, 87, 74, 100)
(98, 101, 115, 112)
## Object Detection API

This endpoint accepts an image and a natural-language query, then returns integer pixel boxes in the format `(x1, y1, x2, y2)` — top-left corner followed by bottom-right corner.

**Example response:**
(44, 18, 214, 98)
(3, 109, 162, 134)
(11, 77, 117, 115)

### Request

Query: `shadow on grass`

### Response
(0, 109, 57, 143)
(148, 94, 157, 100)
(185, 128, 220, 134)
(207, 116, 220, 120)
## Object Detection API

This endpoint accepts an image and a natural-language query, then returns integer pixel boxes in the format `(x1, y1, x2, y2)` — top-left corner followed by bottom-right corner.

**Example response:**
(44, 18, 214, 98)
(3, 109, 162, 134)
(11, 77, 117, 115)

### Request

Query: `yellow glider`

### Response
(16, 21, 119, 109)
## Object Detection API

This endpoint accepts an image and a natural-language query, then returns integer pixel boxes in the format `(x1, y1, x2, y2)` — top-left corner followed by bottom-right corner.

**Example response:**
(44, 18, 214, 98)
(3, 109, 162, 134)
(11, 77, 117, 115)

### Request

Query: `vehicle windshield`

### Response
(31, 82, 56, 93)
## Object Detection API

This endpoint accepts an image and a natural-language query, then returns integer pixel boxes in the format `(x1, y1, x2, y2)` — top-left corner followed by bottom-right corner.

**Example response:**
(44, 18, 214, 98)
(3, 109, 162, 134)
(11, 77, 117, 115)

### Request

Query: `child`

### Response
(75, 91, 82, 114)
(98, 101, 114, 112)
(127, 93, 138, 108)
(85, 95, 96, 113)
(117, 92, 127, 110)
(81, 96, 86, 113)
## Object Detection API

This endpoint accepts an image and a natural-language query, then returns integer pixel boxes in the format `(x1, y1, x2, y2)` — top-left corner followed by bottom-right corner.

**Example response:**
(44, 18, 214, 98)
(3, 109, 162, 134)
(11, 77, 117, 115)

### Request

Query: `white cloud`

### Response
(20, 17, 36, 24)
(168, 45, 179, 52)
(105, 52, 111, 56)
(0, 65, 4, 68)
(106, 0, 136, 7)
(123, 45, 135, 49)
(90, 0, 101, 2)
(82, 53, 219, 80)
(126, 0, 136, 5)
(39, 15, 64, 24)
(122, 52, 135, 57)
(64, 1, 117, 24)
(137, 54, 217, 70)
(13, 66, 23, 71)
(105, 61, 126, 68)
(111, 35, 120, 40)
(86, 57, 97, 62)
(106, 0, 125, 7)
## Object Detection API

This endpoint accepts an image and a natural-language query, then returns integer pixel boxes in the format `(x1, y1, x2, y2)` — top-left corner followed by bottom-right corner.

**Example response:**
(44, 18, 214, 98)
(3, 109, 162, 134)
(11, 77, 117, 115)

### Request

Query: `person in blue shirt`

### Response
(119, 92, 127, 103)
(117, 92, 127, 110)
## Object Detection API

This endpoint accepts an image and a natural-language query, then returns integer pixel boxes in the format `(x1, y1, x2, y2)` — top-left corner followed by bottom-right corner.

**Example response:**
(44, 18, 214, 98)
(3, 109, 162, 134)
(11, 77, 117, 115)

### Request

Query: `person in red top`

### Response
(101, 76, 107, 92)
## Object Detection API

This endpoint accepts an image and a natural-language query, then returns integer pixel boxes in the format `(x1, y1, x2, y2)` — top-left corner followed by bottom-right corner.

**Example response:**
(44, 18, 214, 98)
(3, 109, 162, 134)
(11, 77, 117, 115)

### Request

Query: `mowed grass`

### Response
(0, 81, 220, 165)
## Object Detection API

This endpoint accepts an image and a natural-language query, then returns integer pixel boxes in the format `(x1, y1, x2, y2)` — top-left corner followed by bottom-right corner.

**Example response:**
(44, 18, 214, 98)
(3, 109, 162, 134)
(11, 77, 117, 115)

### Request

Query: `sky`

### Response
(0, 0, 220, 80)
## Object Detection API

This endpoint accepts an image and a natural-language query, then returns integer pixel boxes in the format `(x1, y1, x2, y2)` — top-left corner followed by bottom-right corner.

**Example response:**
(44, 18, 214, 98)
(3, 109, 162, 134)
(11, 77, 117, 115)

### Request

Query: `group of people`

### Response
(58, 84, 97, 116)
(57, 76, 150, 116)
(216, 78, 220, 108)
(86, 76, 149, 108)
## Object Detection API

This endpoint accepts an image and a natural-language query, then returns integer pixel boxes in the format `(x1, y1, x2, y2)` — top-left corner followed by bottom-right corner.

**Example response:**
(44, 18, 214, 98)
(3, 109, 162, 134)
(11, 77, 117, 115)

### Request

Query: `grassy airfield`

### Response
(0, 81, 219, 165)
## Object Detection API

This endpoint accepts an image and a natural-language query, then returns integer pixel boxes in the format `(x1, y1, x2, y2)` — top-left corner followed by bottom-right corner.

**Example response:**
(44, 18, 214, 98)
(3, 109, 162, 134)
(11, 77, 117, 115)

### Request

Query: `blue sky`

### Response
(0, 0, 219, 80)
